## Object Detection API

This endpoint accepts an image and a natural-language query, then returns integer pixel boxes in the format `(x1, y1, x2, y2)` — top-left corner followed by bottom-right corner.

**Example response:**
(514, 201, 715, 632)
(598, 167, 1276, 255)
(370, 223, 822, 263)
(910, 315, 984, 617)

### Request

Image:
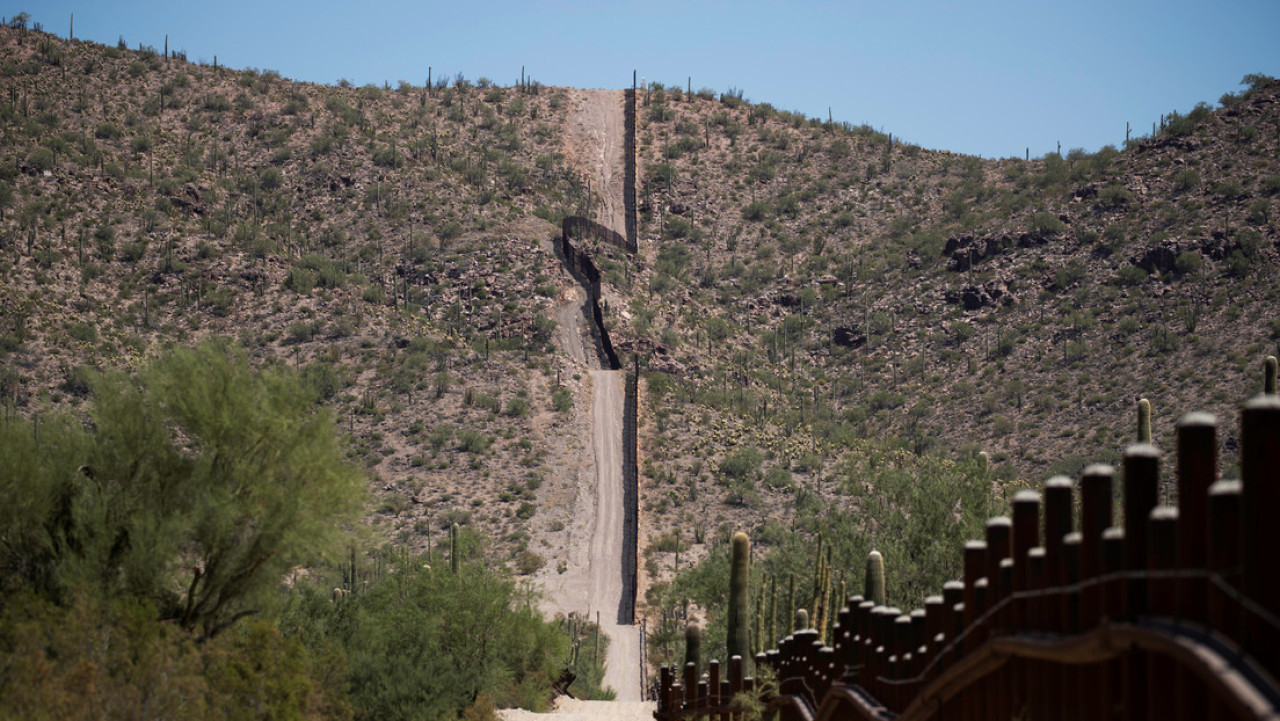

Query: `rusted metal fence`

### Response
(655, 394, 1280, 720)
(559, 217, 621, 370)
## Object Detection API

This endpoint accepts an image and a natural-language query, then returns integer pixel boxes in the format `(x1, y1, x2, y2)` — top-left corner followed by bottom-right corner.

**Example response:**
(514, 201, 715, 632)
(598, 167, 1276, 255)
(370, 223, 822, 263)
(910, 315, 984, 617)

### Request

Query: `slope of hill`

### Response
(0, 24, 605, 573)
(3, 23, 1278, 645)
(617, 76, 1279, 559)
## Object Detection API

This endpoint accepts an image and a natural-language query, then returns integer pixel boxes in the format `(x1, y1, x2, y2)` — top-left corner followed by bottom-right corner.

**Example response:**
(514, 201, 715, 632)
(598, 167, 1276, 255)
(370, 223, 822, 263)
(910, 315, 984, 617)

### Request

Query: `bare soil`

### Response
(564, 89, 628, 236)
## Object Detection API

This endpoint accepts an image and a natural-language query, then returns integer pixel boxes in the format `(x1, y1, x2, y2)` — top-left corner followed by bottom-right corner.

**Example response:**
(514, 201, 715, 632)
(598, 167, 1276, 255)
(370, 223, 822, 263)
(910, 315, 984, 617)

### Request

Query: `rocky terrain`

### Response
(2, 24, 1278, 613)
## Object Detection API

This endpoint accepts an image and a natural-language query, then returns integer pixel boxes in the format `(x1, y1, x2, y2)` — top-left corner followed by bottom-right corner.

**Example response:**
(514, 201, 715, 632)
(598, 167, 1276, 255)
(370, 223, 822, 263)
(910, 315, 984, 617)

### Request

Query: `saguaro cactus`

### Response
(449, 523, 460, 574)
(684, 624, 701, 675)
(1265, 356, 1277, 395)
(1137, 398, 1152, 443)
(727, 531, 751, 666)
(865, 550, 886, 606)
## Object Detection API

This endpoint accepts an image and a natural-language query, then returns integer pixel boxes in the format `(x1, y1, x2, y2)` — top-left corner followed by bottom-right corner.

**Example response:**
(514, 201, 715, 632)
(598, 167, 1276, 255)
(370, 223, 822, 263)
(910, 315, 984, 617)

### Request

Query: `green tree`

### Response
(0, 340, 365, 639)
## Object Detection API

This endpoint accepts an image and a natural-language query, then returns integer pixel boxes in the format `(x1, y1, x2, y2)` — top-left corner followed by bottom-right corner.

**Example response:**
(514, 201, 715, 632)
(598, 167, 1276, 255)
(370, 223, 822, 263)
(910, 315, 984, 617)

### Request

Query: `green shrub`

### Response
(457, 429, 490, 454)
(505, 397, 531, 418)
(551, 387, 572, 413)
(763, 465, 793, 490)
(1029, 211, 1066, 235)
(1175, 250, 1203, 275)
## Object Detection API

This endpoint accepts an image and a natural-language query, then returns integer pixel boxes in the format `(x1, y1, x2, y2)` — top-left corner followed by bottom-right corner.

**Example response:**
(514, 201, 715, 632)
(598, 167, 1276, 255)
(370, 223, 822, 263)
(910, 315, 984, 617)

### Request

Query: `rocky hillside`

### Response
(0, 24, 603, 574)
(3, 23, 1277, 590)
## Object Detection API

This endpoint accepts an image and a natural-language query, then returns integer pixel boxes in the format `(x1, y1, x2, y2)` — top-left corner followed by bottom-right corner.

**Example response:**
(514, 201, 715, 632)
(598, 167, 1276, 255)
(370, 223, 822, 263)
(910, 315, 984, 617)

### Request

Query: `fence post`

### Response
(962, 541, 987, 654)
(923, 595, 945, 682)
(1240, 395, 1280, 678)
(1176, 413, 1216, 623)
(729, 655, 743, 721)
(985, 517, 1013, 636)
(684, 661, 698, 713)
(1078, 465, 1114, 628)
(660, 666, 673, 714)
(855, 600, 875, 687)
(1061, 532, 1086, 721)
(941, 580, 963, 669)
(1043, 477, 1074, 628)
(1207, 480, 1241, 720)
(1012, 491, 1041, 630)
(1123, 444, 1160, 617)
(709, 659, 721, 718)
(1122, 445, 1159, 721)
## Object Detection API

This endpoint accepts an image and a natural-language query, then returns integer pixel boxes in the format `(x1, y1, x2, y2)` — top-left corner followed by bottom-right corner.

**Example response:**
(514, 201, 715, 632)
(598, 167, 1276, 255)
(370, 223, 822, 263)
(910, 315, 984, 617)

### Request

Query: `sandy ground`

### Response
(564, 89, 627, 236)
(501, 699, 655, 721)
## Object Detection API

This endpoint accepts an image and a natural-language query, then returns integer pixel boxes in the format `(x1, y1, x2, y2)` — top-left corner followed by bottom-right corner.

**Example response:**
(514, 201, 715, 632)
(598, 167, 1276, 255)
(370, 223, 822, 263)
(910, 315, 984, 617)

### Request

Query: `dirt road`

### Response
(529, 86, 640, 703)
(565, 89, 627, 236)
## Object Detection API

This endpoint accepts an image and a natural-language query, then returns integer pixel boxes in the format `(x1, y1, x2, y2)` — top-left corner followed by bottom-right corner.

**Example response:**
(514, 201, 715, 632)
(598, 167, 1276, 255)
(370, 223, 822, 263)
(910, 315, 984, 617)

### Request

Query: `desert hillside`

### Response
(2, 24, 1278, 675)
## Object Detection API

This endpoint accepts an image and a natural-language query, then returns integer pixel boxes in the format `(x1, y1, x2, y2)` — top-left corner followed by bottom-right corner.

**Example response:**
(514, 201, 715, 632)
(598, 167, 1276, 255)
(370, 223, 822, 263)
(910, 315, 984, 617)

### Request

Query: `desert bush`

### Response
(1029, 211, 1066, 235)
(0, 341, 364, 639)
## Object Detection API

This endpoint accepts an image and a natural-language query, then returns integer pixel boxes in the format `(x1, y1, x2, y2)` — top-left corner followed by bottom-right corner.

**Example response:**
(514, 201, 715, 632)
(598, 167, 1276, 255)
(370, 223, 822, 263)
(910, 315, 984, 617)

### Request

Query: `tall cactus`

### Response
(767, 574, 778, 649)
(785, 574, 795, 639)
(449, 523, 460, 574)
(683, 624, 701, 676)
(747, 578, 757, 655)
(1265, 355, 1278, 395)
(1137, 398, 1152, 443)
(727, 531, 752, 666)
(810, 534, 825, 639)
(865, 550, 886, 606)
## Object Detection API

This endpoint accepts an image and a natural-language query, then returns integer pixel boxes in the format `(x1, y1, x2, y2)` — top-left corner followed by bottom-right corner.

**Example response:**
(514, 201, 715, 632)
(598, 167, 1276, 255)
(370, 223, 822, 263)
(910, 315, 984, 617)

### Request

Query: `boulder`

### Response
(832, 325, 866, 348)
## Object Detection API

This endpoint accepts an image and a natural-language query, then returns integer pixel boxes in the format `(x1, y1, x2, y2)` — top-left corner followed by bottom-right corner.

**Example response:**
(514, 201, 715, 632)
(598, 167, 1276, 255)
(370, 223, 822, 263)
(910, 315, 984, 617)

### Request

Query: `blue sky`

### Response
(12, 1, 1280, 158)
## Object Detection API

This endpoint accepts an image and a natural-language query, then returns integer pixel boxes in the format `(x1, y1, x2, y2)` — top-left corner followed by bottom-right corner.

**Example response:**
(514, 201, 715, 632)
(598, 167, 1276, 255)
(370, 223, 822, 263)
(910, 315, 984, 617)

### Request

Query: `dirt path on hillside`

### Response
(565, 89, 627, 236)
(528, 90, 640, 703)
(534, 370, 639, 700)
(553, 286, 589, 367)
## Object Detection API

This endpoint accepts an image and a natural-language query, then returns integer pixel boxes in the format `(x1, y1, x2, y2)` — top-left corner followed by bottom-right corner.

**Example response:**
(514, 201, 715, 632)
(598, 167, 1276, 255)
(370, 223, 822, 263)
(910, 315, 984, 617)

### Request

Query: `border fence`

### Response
(656, 392, 1280, 720)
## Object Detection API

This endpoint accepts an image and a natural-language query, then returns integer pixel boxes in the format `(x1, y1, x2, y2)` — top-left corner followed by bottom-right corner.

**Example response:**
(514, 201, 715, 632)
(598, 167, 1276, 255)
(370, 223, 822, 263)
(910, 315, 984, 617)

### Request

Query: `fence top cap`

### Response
(1243, 393, 1280, 410)
(895, 614, 913, 624)
(1062, 531, 1083, 544)
(910, 608, 927, 618)
(943, 580, 964, 591)
(1027, 546, 1046, 558)
(1080, 463, 1115, 478)
(1178, 411, 1216, 427)
(1013, 489, 1041, 504)
(924, 595, 944, 605)
(1209, 479, 1242, 496)
(1150, 506, 1178, 521)
(1124, 442, 1160, 458)
(1102, 526, 1125, 540)
(986, 516, 1012, 528)
(1000, 558, 1014, 569)
(1045, 475, 1074, 489)
(974, 578, 989, 588)
(964, 540, 988, 550)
